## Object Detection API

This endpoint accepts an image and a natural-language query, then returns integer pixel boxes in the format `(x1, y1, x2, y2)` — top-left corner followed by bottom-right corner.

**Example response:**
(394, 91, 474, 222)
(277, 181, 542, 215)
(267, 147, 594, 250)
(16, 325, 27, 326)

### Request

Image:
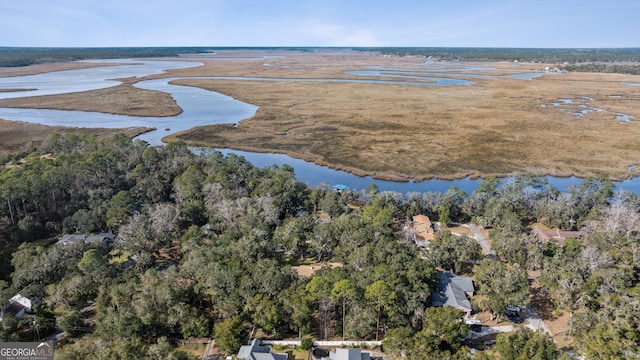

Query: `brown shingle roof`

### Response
(532, 227, 583, 246)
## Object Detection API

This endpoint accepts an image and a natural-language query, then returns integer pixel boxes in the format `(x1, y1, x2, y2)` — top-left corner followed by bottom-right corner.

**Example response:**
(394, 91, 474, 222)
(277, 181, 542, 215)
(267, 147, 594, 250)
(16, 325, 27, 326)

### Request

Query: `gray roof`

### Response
(328, 348, 370, 360)
(449, 276, 474, 294)
(436, 272, 474, 293)
(433, 271, 474, 312)
(446, 280, 472, 310)
(5, 302, 27, 316)
(57, 231, 114, 246)
(238, 339, 287, 360)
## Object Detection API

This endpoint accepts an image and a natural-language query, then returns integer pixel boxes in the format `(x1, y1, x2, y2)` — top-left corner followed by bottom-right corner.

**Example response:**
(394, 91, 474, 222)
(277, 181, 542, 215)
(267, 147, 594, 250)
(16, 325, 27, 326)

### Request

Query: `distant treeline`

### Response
(358, 47, 640, 64)
(560, 62, 640, 75)
(0, 46, 318, 67)
(4, 46, 640, 75)
(0, 47, 213, 67)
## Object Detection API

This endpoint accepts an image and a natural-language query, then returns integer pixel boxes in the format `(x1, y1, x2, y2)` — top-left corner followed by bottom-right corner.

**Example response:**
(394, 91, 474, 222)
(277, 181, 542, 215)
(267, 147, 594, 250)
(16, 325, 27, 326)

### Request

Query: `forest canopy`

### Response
(0, 133, 638, 359)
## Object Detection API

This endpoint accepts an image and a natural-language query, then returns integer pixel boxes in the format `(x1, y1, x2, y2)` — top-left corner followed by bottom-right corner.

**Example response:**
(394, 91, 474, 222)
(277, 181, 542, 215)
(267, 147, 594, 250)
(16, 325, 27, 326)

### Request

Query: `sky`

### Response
(1, 0, 639, 48)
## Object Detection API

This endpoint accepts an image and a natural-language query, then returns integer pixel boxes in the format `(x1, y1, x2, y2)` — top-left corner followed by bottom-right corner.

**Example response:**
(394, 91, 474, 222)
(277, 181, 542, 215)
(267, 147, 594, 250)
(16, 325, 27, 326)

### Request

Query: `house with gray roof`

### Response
(237, 339, 287, 360)
(56, 230, 114, 246)
(325, 348, 371, 360)
(432, 271, 475, 318)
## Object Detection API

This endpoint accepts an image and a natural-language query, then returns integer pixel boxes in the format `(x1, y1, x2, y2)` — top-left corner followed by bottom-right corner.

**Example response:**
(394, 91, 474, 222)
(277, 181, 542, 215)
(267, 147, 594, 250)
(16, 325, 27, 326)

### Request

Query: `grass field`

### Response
(2, 49, 640, 180)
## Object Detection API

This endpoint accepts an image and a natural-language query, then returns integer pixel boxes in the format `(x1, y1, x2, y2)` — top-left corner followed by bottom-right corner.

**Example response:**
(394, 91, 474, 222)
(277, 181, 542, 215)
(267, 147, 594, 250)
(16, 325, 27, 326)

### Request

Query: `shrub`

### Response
(299, 338, 313, 351)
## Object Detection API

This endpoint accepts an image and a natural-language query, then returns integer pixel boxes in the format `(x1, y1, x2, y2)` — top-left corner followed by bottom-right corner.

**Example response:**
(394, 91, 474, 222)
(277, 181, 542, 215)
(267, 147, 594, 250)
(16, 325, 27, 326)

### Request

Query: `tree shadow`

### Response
(530, 286, 557, 321)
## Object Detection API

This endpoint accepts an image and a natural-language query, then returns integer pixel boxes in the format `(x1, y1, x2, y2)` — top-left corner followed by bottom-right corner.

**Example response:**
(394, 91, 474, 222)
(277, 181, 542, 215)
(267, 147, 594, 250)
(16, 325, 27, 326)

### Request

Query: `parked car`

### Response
(465, 319, 483, 332)
(506, 305, 521, 313)
(504, 311, 524, 323)
(312, 348, 330, 360)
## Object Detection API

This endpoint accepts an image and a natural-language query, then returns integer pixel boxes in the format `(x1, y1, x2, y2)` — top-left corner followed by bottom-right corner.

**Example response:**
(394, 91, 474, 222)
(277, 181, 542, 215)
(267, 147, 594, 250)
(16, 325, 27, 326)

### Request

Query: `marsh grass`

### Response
(167, 71, 640, 180)
(0, 119, 150, 152)
(0, 83, 181, 117)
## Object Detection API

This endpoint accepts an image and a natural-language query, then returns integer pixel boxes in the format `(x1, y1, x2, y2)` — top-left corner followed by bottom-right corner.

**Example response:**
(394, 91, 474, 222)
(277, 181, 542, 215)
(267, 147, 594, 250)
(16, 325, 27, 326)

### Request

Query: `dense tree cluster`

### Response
(4, 47, 640, 69)
(561, 62, 640, 75)
(0, 47, 318, 68)
(0, 134, 638, 359)
(0, 47, 216, 67)
(0, 135, 434, 358)
(494, 327, 564, 360)
(363, 47, 640, 64)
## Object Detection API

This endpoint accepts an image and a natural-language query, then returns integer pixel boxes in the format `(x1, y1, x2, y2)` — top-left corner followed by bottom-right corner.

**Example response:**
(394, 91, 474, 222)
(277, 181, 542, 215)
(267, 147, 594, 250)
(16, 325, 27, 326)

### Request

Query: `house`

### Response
(332, 184, 348, 192)
(1, 294, 32, 321)
(323, 348, 371, 360)
(432, 271, 475, 318)
(56, 230, 114, 246)
(237, 339, 287, 360)
(409, 215, 435, 246)
(531, 227, 583, 246)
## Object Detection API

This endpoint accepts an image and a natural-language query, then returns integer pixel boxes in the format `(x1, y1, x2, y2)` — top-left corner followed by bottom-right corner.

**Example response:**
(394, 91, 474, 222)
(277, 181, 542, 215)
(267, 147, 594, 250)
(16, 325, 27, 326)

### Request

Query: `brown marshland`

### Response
(1, 50, 639, 180)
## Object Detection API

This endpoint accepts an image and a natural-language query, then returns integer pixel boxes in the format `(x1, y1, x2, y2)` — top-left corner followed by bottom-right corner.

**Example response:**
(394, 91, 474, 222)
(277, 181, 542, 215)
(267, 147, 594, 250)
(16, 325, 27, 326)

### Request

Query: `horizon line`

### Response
(2, 45, 640, 50)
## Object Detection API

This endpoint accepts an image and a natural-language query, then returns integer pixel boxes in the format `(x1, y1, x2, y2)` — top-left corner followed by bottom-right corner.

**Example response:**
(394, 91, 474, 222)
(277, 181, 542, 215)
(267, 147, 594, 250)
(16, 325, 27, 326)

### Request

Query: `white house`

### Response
(1, 294, 32, 321)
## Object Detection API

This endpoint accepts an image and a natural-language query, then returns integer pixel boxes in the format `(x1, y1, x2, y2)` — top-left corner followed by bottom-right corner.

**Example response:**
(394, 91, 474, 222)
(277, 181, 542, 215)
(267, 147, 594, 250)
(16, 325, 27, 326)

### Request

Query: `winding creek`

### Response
(1, 58, 640, 194)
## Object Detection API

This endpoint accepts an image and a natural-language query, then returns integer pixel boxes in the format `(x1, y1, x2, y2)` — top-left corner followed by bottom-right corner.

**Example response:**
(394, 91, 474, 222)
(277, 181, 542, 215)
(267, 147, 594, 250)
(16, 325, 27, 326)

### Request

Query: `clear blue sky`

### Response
(1, 0, 638, 48)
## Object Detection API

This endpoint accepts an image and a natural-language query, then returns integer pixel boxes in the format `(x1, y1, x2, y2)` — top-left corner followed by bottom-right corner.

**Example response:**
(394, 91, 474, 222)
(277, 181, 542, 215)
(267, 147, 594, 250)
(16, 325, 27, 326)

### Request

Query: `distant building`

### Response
(237, 339, 287, 360)
(408, 215, 435, 246)
(432, 271, 475, 318)
(332, 184, 348, 192)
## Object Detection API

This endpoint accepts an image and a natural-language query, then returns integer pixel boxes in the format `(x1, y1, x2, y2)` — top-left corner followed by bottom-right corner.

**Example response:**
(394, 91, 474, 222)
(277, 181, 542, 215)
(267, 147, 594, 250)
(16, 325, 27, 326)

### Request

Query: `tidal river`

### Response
(0, 58, 639, 194)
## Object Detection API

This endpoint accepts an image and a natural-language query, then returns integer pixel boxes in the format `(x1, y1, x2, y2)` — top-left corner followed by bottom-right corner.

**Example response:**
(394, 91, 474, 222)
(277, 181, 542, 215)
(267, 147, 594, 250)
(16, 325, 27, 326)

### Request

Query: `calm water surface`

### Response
(0, 59, 201, 99)
(212, 148, 640, 194)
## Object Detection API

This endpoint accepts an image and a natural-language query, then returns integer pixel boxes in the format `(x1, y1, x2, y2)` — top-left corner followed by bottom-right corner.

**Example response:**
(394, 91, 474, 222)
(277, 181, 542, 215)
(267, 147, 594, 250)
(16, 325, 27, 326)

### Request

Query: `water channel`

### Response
(1, 58, 639, 194)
